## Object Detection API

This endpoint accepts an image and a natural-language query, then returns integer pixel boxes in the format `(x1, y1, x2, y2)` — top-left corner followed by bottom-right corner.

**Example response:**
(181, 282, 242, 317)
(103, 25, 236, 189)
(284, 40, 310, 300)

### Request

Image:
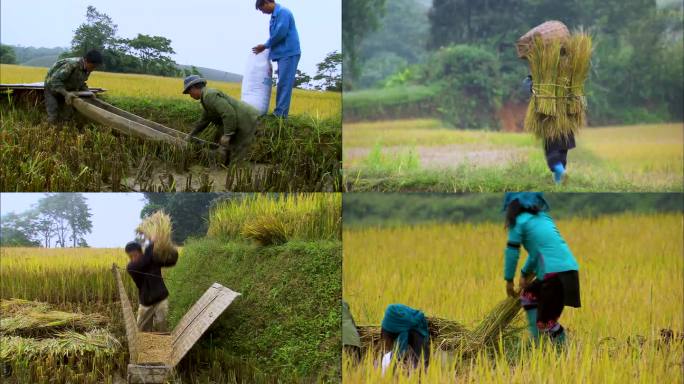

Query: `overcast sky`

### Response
(1, 193, 146, 248)
(0, 0, 341, 76)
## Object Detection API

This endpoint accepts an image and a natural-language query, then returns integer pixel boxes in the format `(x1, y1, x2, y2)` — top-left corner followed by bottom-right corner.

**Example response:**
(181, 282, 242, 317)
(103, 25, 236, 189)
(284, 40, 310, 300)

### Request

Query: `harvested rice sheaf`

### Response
(0, 329, 121, 361)
(0, 298, 107, 337)
(525, 32, 592, 141)
(357, 297, 522, 357)
(136, 210, 178, 266)
(242, 215, 289, 246)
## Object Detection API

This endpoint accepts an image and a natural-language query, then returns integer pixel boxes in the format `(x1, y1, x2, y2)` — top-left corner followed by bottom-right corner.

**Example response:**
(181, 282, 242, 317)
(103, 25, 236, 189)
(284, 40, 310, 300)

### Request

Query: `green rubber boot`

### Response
(525, 308, 539, 342)
(552, 326, 567, 348)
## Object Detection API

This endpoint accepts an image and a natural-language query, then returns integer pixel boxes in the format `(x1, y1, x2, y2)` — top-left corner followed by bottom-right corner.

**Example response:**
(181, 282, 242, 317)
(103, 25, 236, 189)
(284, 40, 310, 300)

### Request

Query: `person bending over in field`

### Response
(183, 75, 259, 165)
(44, 49, 103, 124)
(125, 241, 169, 332)
(252, 0, 301, 118)
(380, 304, 430, 374)
(342, 301, 362, 363)
(523, 75, 575, 184)
(502, 192, 581, 346)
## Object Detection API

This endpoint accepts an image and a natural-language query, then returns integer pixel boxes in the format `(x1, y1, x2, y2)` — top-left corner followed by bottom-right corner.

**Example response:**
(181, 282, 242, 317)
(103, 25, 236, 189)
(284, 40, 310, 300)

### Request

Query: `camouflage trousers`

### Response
(44, 89, 73, 123)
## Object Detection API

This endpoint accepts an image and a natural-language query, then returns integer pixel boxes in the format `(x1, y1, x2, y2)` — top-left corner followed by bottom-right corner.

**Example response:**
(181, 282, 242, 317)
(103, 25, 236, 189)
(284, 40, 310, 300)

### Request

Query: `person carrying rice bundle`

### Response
(502, 192, 581, 346)
(518, 21, 592, 185)
(125, 241, 170, 332)
(522, 75, 576, 184)
(380, 304, 430, 373)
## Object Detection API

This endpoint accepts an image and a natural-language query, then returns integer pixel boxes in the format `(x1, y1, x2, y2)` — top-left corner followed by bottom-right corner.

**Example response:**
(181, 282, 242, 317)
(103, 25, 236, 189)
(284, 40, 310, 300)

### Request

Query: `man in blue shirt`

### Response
(253, 0, 301, 118)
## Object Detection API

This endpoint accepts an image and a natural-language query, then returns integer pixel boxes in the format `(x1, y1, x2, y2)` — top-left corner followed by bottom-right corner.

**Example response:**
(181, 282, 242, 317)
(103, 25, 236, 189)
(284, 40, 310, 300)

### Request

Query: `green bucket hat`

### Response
(182, 75, 207, 94)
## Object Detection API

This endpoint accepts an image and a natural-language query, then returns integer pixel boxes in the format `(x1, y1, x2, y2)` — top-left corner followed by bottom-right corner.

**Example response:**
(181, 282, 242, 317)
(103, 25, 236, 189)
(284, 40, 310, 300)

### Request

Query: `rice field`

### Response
(343, 119, 683, 192)
(0, 247, 135, 383)
(0, 64, 341, 192)
(0, 64, 340, 118)
(343, 213, 684, 383)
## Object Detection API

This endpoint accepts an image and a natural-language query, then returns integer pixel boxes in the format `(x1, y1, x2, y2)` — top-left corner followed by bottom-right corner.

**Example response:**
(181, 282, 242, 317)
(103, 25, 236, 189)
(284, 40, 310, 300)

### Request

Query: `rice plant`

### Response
(0, 64, 342, 192)
(343, 213, 683, 382)
(208, 193, 342, 243)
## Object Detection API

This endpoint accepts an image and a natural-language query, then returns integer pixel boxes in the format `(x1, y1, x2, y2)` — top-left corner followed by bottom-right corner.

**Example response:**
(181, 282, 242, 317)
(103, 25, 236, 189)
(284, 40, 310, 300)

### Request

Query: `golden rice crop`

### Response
(0, 64, 341, 118)
(136, 210, 178, 264)
(208, 193, 342, 243)
(343, 213, 683, 383)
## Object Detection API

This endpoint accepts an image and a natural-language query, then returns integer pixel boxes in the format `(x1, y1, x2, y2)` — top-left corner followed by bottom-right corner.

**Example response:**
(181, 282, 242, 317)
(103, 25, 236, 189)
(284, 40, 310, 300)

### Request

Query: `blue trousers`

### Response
(274, 54, 300, 118)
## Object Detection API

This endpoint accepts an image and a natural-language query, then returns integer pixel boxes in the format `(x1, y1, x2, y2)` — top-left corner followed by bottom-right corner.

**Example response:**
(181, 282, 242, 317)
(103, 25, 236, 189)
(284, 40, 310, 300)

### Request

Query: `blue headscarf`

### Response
(502, 192, 550, 212)
(381, 304, 429, 354)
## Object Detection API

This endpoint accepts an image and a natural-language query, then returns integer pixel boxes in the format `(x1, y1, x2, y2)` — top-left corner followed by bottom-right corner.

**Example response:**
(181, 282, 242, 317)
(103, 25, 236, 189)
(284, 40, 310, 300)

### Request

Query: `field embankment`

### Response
(343, 119, 683, 192)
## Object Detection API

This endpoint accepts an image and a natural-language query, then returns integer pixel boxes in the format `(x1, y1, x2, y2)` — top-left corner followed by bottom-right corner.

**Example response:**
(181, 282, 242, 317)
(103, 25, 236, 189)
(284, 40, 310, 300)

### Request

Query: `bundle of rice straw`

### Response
(0, 329, 120, 362)
(523, 27, 592, 141)
(241, 215, 288, 246)
(0, 299, 107, 337)
(136, 210, 178, 266)
(356, 297, 523, 358)
(459, 296, 523, 357)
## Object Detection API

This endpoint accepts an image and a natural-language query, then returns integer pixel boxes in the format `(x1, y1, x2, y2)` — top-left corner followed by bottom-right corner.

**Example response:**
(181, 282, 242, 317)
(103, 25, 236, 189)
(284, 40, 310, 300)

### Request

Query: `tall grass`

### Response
(343, 213, 683, 382)
(207, 193, 342, 243)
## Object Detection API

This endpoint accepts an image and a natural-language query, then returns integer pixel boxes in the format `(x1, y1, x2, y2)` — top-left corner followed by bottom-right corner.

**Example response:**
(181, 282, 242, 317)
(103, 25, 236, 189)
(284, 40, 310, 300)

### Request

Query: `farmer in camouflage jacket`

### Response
(44, 49, 103, 123)
(182, 75, 260, 165)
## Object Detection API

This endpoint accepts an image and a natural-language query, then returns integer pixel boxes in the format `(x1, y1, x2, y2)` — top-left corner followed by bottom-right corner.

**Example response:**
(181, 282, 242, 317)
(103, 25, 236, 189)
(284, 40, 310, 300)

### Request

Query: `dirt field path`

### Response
(344, 144, 530, 169)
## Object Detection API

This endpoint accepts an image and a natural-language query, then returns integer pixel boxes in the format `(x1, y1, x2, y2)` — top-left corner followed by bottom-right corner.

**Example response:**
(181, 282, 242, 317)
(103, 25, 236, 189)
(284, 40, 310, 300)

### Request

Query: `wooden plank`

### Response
(72, 98, 187, 147)
(168, 283, 240, 367)
(112, 264, 139, 362)
(127, 364, 172, 384)
(0, 82, 106, 92)
(88, 98, 188, 139)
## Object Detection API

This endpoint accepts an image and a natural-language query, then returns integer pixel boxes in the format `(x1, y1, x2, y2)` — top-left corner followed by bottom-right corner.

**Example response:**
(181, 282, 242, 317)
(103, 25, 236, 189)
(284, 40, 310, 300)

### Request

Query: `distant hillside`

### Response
(7, 45, 242, 83)
(9, 45, 67, 68)
(178, 64, 242, 83)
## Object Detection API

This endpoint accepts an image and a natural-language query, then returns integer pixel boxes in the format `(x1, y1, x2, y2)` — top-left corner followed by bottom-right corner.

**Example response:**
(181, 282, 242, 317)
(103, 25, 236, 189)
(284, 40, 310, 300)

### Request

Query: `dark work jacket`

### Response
(127, 242, 169, 306)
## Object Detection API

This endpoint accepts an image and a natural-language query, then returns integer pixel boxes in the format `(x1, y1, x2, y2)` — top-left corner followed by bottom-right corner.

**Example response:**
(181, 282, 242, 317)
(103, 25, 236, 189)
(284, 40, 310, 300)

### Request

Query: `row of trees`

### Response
(344, 0, 683, 126)
(344, 193, 684, 227)
(1, 194, 93, 247)
(61, 6, 181, 77)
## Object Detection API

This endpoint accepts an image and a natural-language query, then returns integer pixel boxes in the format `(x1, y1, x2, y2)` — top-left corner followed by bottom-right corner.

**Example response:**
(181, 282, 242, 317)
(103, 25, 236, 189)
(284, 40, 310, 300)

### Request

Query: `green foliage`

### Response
(313, 51, 342, 92)
(350, 0, 684, 126)
(141, 193, 222, 243)
(0, 44, 17, 64)
(0, 194, 92, 248)
(343, 85, 438, 121)
(343, 192, 684, 227)
(342, 0, 388, 89)
(360, 142, 421, 174)
(67, 6, 181, 77)
(427, 45, 503, 129)
(167, 238, 341, 381)
(355, 0, 429, 88)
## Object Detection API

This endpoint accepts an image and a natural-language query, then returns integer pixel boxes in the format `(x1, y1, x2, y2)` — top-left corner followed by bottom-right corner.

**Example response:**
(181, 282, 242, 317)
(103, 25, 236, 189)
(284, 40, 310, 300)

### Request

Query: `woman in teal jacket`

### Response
(502, 192, 581, 346)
